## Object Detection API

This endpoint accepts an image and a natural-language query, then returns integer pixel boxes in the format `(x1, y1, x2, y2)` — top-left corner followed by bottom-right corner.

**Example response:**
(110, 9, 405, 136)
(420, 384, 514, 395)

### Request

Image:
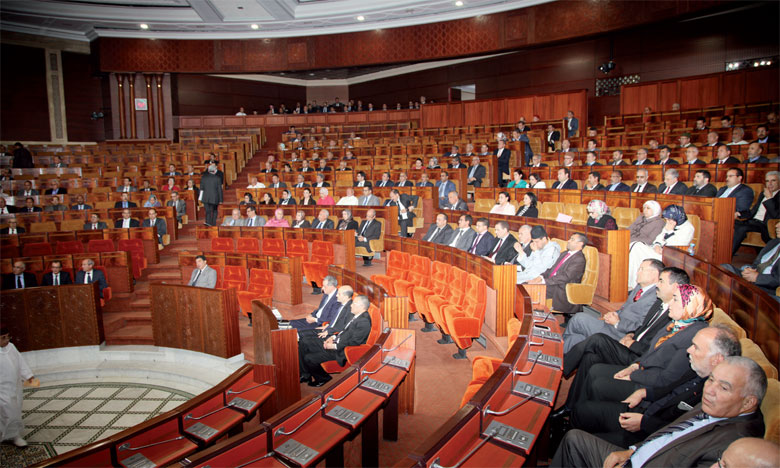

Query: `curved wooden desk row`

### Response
(401, 292, 562, 467)
(196, 225, 357, 273)
(475, 187, 735, 264)
(1, 227, 161, 265)
(662, 247, 780, 367)
(29, 363, 275, 468)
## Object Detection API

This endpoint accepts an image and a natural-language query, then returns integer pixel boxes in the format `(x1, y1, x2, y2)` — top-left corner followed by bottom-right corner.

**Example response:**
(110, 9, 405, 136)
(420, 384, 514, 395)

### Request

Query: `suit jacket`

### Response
(21, 206, 42, 213)
(142, 218, 167, 238)
(630, 183, 658, 194)
(45, 188, 68, 195)
(312, 218, 334, 229)
(271, 182, 288, 188)
(435, 180, 457, 199)
(547, 130, 561, 150)
(749, 238, 780, 290)
(167, 199, 186, 219)
(448, 163, 465, 169)
(279, 197, 296, 205)
(385, 194, 417, 220)
(686, 184, 717, 197)
(417, 181, 434, 187)
(448, 227, 477, 251)
(615, 285, 659, 334)
(714, 156, 740, 164)
(566, 117, 579, 137)
(396, 181, 414, 187)
(638, 375, 706, 437)
(353, 180, 372, 188)
(610, 160, 628, 166)
(42, 271, 72, 286)
(657, 159, 679, 166)
(658, 181, 688, 195)
(375, 180, 394, 188)
(357, 195, 381, 206)
(188, 265, 217, 288)
(200, 172, 224, 205)
(70, 204, 93, 210)
(118, 186, 138, 193)
(585, 183, 606, 191)
(244, 216, 266, 227)
(293, 219, 311, 228)
(442, 199, 468, 211)
(74, 269, 108, 297)
(747, 190, 780, 222)
(83, 222, 108, 230)
(337, 219, 359, 231)
(356, 219, 381, 243)
(0, 227, 25, 234)
(635, 405, 764, 468)
(334, 312, 372, 365)
(630, 321, 706, 388)
(489, 234, 519, 265)
(715, 184, 755, 218)
(628, 299, 671, 356)
(543, 250, 586, 287)
(423, 223, 454, 245)
(634, 160, 655, 165)
(466, 165, 486, 186)
(114, 201, 138, 209)
(745, 156, 770, 163)
(495, 148, 512, 175)
(686, 159, 708, 165)
(552, 179, 578, 190)
(115, 218, 140, 228)
(469, 231, 495, 256)
(607, 182, 631, 192)
(1, 272, 38, 290)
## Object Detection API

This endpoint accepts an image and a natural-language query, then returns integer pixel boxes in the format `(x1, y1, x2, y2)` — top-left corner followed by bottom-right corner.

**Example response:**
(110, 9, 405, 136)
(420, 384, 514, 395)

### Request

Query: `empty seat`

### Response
(55, 241, 83, 255)
(29, 221, 57, 233)
(237, 269, 274, 317)
(87, 239, 115, 253)
(235, 236, 260, 254)
(442, 274, 487, 359)
(460, 317, 522, 407)
(117, 238, 147, 279)
(370, 250, 409, 295)
(302, 240, 333, 287)
(392, 255, 431, 313)
(114, 418, 197, 467)
(182, 392, 245, 445)
(564, 204, 588, 225)
(285, 238, 309, 260)
(22, 242, 53, 256)
(261, 237, 285, 257)
(211, 237, 235, 253)
(539, 202, 564, 220)
(222, 265, 248, 290)
(224, 370, 275, 419)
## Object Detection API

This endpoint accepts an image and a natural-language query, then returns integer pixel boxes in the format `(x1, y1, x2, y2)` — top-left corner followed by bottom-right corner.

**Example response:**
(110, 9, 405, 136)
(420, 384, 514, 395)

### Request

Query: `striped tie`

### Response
(636, 412, 708, 448)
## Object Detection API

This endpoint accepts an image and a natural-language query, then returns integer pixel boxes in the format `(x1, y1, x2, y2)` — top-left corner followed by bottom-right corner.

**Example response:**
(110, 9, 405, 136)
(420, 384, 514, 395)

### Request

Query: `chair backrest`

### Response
(235, 237, 260, 254)
(55, 240, 84, 254)
(474, 199, 494, 213)
(687, 214, 701, 250)
(539, 202, 564, 220)
(613, 207, 640, 230)
(285, 238, 309, 260)
(211, 237, 235, 253)
(222, 265, 248, 289)
(710, 308, 748, 339)
(406, 254, 432, 283)
(564, 204, 588, 225)
(739, 338, 778, 380)
(310, 240, 334, 263)
(30, 221, 57, 233)
(261, 237, 285, 256)
(117, 238, 144, 254)
(506, 317, 522, 351)
(247, 268, 274, 294)
(366, 304, 383, 346)
(385, 250, 410, 278)
(87, 239, 115, 253)
(581, 245, 599, 289)
(762, 378, 779, 444)
(22, 242, 53, 256)
(60, 219, 86, 232)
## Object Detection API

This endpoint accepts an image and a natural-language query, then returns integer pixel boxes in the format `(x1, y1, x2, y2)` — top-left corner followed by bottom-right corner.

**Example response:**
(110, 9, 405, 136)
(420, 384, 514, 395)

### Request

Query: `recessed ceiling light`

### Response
(309, 73, 315, 76)
(250, 24, 259, 30)
(139, 23, 149, 30)
(356, 15, 365, 21)
(455, 0, 464, 6)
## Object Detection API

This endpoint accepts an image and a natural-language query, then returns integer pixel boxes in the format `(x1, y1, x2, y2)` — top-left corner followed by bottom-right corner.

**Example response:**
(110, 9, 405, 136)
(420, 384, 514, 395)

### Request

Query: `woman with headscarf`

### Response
(627, 201, 666, 245)
(569, 284, 712, 432)
(143, 194, 161, 208)
(626, 204, 695, 289)
(586, 200, 617, 230)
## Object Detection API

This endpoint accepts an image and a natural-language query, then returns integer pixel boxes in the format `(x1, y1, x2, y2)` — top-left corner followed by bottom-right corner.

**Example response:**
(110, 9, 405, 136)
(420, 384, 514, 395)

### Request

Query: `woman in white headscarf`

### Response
(627, 201, 666, 245)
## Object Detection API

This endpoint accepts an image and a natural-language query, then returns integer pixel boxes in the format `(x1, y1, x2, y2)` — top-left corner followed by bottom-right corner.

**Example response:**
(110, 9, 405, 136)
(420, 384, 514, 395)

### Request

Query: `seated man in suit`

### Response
(732, 171, 779, 254)
(355, 209, 382, 266)
(563, 259, 663, 353)
(269, 174, 286, 188)
(630, 168, 658, 194)
(446, 214, 477, 252)
(465, 156, 486, 187)
(358, 186, 381, 206)
(375, 171, 394, 188)
(606, 171, 631, 192)
(187, 255, 216, 288)
(311, 209, 334, 229)
(44, 196, 67, 212)
(42, 260, 72, 286)
(292, 275, 340, 329)
(417, 173, 434, 187)
(656, 145, 679, 165)
(610, 150, 628, 166)
(552, 357, 766, 468)
(354, 171, 371, 188)
(164, 164, 182, 177)
(468, 217, 495, 256)
(117, 177, 137, 193)
(21, 197, 41, 213)
(292, 210, 310, 228)
(115, 209, 140, 228)
(114, 192, 137, 209)
(395, 172, 413, 187)
(584, 151, 602, 167)
(529, 153, 548, 168)
(422, 213, 454, 245)
(16, 180, 38, 197)
(448, 156, 465, 169)
(83, 213, 108, 230)
(244, 206, 266, 227)
(527, 232, 587, 315)
(686, 169, 718, 197)
(484, 220, 517, 264)
(1, 261, 38, 290)
(744, 141, 770, 163)
(552, 168, 578, 190)
(293, 174, 309, 189)
(584, 171, 605, 191)
(435, 172, 456, 207)
(634, 148, 654, 165)
(658, 168, 687, 195)
(70, 195, 92, 211)
(441, 190, 468, 210)
(716, 168, 755, 226)
(222, 208, 244, 227)
(0, 198, 15, 215)
(0, 219, 25, 234)
(713, 144, 740, 165)
(299, 294, 373, 387)
(515, 225, 561, 284)
(683, 146, 707, 165)
(166, 191, 186, 227)
(142, 208, 167, 248)
(75, 259, 108, 298)
(722, 221, 780, 296)
(442, 144, 460, 160)
(297, 284, 353, 341)
(44, 179, 67, 195)
(385, 189, 416, 237)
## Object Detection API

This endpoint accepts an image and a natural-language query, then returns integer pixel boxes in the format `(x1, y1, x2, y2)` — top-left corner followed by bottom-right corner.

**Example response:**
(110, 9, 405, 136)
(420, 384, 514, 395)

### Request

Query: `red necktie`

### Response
(664, 185, 671, 194)
(470, 233, 482, 253)
(634, 288, 643, 302)
(550, 253, 571, 276)
(491, 238, 504, 257)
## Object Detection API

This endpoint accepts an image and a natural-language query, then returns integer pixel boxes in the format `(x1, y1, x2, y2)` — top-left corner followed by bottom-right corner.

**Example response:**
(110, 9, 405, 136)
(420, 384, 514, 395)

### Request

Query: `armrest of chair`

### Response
(103, 287, 113, 302)
(369, 238, 384, 252)
(344, 345, 371, 365)
(565, 283, 595, 306)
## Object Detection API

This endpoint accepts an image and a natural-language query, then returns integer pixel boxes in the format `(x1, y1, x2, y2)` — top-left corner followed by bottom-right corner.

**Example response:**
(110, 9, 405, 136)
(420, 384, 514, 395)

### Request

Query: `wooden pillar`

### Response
(128, 73, 137, 139)
(116, 74, 126, 139)
(145, 74, 155, 138)
(156, 74, 165, 138)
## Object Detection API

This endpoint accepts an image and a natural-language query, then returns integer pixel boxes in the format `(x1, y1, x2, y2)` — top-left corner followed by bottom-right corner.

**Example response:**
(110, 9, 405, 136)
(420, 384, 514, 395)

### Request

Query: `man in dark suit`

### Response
(270, 174, 287, 188)
(446, 214, 477, 252)
(566, 110, 579, 138)
(716, 168, 755, 221)
(422, 213, 454, 245)
(385, 189, 416, 237)
(609, 150, 628, 166)
(142, 209, 167, 248)
(292, 275, 340, 328)
(732, 171, 779, 253)
(465, 217, 493, 256)
(466, 156, 486, 187)
(44, 179, 67, 195)
(2, 261, 38, 290)
(16, 181, 38, 197)
(552, 357, 766, 468)
(294, 174, 310, 188)
(583, 172, 605, 191)
(115, 209, 140, 228)
(530, 233, 587, 315)
(0, 198, 15, 215)
(546, 124, 561, 151)
(354, 171, 372, 188)
(0, 219, 24, 234)
(448, 156, 465, 169)
(686, 170, 718, 197)
(484, 221, 517, 265)
(22, 198, 42, 213)
(683, 146, 707, 165)
(494, 139, 511, 186)
(300, 160, 314, 173)
(396, 172, 413, 187)
(375, 172, 394, 188)
(658, 168, 687, 195)
(744, 142, 770, 163)
(70, 195, 92, 211)
(74, 258, 108, 298)
(441, 191, 468, 211)
(11, 142, 33, 169)
(606, 171, 631, 192)
(552, 168, 578, 190)
(41, 261, 73, 286)
(584, 152, 602, 167)
(297, 285, 353, 341)
(83, 213, 108, 230)
(712, 145, 740, 165)
(416, 173, 434, 187)
(292, 210, 311, 228)
(114, 193, 138, 209)
(311, 209, 334, 229)
(299, 294, 373, 387)
(442, 145, 460, 160)
(262, 161, 277, 174)
(529, 154, 548, 168)
(355, 209, 382, 266)
(630, 168, 658, 194)
(722, 222, 780, 295)
(656, 145, 679, 166)
(634, 148, 655, 165)
(201, 163, 223, 226)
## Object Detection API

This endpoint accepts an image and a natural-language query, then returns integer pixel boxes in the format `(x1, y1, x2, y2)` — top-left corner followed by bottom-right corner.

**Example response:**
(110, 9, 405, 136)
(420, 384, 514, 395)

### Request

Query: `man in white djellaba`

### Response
(0, 327, 36, 447)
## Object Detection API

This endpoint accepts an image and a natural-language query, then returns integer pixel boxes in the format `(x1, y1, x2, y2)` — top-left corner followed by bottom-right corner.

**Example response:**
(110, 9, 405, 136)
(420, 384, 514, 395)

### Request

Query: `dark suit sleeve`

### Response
(735, 186, 755, 218)
(336, 315, 372, 364)
(26, 273, 38, 287)
(544, 252, 585, 287)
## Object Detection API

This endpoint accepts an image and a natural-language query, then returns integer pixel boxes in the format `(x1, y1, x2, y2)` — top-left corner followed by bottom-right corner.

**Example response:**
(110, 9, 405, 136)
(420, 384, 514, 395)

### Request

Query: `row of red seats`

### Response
(18, 239, 146, 278)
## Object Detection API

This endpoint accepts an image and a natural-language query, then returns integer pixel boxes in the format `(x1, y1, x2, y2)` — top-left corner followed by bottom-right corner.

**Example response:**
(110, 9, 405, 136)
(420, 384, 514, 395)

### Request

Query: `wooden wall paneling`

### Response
(492, 264, 516, 337)
(447, 102, 464, 128)
(638, 85, 660, 114)
(679, 78, 703, 110)
(0, 44, 50, 141)
(271, 328, 302, 412)
(421, 103, 448, 128)
(382, 296, 409, 329)
(620, 85, 642, 115)
(698, 76, 721, 109)
(754, 294, 779, 366)
(744, 67, 780, 104)
(720, 72, 745, 106)
(606, 230, 630, 303)
(506, 96, 534, 123)
(659, 81, 679, 110)
(62, 51, 106, 142)
(463, 101, 491, 126)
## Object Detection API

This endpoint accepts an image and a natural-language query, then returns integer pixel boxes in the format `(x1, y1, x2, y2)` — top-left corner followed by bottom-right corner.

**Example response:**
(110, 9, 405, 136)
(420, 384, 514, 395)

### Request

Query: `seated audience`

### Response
(143, 194, 161, 208)
(44, 196, 67, 212)
(583, 171, 605, 191)
(161, 177, 180, 192)
(630, 168, 657, 193)
(16, 181, 38, 197)
(142, 208, 167, 248)
(358, 186, 380, 206)
(587, 200, 617, 230)
(713, 144, 740, 164)
(507, 169, 527, 188)
(552, 168, 578, 189)
(239, 193, 256, 206)
(312, 209, 333, 229)
(188, 255, 217, 288)
(442, 191, 468, 211)
(75, 259, 108, 298)
(529, 154, 548, 168)
(584, 151, 601, 167)
(45, 179, 67, 195)
(446, 214, 477, 251)
(732, 170, 779, 251)
(683, 146, 706, 166)
(529, 173, 546, 189)
(247, 176, 265, 188)
(686, 169, 717, 196)
(466, 156, 486, 187)
(2, 261, 37, 290)
(718, 168, 755, 238)
(422, 213, 454, 245)
(316, 187, 335, 205)
(42, 260, 72, 286)
(336, 209, 358, 231)
(484, 220, 518, 265)
(355, 209, 381, 265)
(489, 191, 516, 215)
(417, 173, 434, 187)
(722, 221, 780, 296)
(744, 141, 770, 163)
(279, 189, 296, 205)
(222, 208, 244, 226)
(436, 172, 456, 207)
(515, 192, 538, 217)
(634, 148, 654, 165)
(656, 145, 678, 165)
(299, 188, 316, 206)
(114, 193, 136, 209)
(166, 191, 186, 227)
(295, 275, 340, 324)
(658, 168, 687, 194)
(115, 209, 139, 228)
(292, 210, 310, 228)
(265, 208, 290, 227)
(70, 195, 92, 211)
(514, 225, 560, 284)
(259, 193, 275, 205)
(244, 206, 265, 227)
(729, 127, 749, 145)
(628, 201, 665, 244)
(606, 171, 631, 192)
(118, 177, 137, 193)
(84, 213, 107, 230)
(527, 233, 587, 315)
(610, 150, 628, 166)
(336, 187, 358, 205)
(1, 219, 24, 234)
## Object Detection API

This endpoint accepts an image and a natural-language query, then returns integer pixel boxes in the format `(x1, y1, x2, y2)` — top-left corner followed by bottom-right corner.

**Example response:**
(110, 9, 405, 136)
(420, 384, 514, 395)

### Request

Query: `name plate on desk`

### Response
(383, 355, 411, 370)
(121, 453, 156, 468)
(527, 351, 563, 369)
(484, 421, 534, 453)
(361, 378, 394, 395)
(533, 311, 554, 321)
(512, 382, 556, 406)
(185, 422, 218, 440)
(277, 439, 319, 465)
(532, 327, 562, 342)
(229, 397, 256, 411)
(326, 405, 365, 426)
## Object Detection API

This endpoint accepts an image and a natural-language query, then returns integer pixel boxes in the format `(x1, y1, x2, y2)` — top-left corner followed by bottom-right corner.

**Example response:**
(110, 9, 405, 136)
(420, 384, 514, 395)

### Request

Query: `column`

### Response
(44, 49, 68, 143)
(156, 74, 165, 139)
(116, 74, 126, 139)
(128, 73, 137, 139)
(145, 74, 156, 138)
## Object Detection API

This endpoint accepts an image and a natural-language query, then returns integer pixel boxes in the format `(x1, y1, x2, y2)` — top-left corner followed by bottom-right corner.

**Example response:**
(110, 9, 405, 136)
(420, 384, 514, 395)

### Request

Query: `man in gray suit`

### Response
(312, 209, 334, 229)
(243, 206, 266, 227)
(441, 191, 468, 211)
(446, 214, 477, 251)
(166, 191, 186, 228)
(562, 259, 663, 353)
(357, 186, 381, 206)
(188, 255, 217, 288)
(422, 213, 454, 245)
(222, 208, 244, 226)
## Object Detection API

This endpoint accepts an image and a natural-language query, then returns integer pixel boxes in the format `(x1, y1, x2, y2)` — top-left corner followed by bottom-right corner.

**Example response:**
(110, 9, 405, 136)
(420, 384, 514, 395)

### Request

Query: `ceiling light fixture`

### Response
(250, 24, 259, 30)
(139, 23, 149, 30)
(455, 1, 464, 6)
(356, 15, 365, 21)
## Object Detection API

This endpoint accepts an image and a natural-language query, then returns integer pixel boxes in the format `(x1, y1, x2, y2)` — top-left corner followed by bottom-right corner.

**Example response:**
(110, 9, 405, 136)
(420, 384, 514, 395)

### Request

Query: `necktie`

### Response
(634, 288, 643, 302)
(470, 233, 482, 253)
(318, 221, 324, 229)
(363, 197, 369, 206)
(54, 274, 59, 286)
(636, 303, 666, 342)
(634, 184, 642, 193)
(430, 227, 440, 242)
(190, 269, 201, 286)
(360, 220, 370, 236)
(10, 229, 15, 234)
(93, 224, 97, 229)
(757, 245, 780, 272)
(491, 238, 504, 257)
(550, 252, 572, 276)
(439, 183, 446, 198)
(0, 208, 5, 214)
(450, 229, 464, 246)
(16, 275, 22, 289)
(636, 412, 708, 447)
(664, 185, 671, 194)
(86, 272, 92, 284)
(123, 202, 128, 208)
(230, 219, 235, 226)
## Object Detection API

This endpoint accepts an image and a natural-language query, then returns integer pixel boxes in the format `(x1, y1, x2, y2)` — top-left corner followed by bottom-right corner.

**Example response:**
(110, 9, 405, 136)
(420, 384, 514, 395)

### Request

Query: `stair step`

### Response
(105, 325, 154, 346)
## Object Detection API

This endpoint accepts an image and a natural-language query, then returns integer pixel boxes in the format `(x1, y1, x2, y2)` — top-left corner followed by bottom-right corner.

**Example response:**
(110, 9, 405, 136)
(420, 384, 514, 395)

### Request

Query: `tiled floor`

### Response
(21, 382, 194, 456)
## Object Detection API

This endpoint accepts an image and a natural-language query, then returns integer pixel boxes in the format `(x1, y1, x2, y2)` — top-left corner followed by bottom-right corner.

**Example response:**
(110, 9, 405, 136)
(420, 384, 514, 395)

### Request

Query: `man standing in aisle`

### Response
(201, 163, 223, 226)
(0, 327, 37, 447)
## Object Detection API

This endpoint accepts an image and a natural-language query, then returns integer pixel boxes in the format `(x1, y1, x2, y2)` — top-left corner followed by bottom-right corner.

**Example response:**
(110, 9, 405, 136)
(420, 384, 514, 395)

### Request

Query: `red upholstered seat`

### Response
(182, 392, 245, 444)
(222, 265, 248, 290)
(55, 240, 84, 254)
(87, 239, 115, 253)
(370, 250, 409, 295)
(443, 274, 487, 351)
(59, 445, 113, 467)
(261, 237, 285, 257)
(285, 238, 309, 260)
(302, 240, 333, 286)
(321, 304, 383, 373)
(446, 267, 469, 307)
(237, 268, 274, 317)
(392, 255, 431, 313)
(22, 242, 53, 256)
(93, 265, 113, 303)
(211, 236, 235, 253)
(117, 238, 146, 278)
(235, 236, 260, 254)
(115, 418, 197, 468)
(224, 371, 275, 418)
